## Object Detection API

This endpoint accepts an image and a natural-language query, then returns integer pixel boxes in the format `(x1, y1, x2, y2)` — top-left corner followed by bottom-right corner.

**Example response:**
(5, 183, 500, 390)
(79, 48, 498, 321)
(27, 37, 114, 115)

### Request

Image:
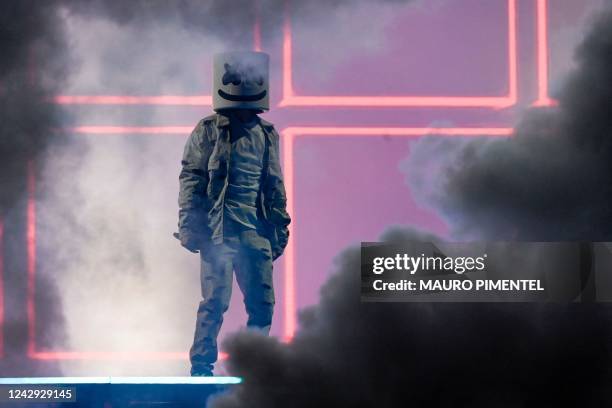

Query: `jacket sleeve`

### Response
(266, 129, 292, 255)
(178, 119, 212, 239)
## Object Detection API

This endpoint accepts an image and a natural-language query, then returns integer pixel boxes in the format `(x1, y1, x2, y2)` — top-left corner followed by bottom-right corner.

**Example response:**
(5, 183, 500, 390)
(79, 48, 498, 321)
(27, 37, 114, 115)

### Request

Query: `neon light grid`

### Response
(19, 0, 553, 360)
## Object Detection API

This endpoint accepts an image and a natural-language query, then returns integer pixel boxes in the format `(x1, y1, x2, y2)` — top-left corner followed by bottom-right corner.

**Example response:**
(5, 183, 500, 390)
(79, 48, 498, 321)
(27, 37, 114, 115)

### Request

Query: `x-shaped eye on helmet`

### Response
(222, 63, 242, 86)
(222, 63, 264, 86)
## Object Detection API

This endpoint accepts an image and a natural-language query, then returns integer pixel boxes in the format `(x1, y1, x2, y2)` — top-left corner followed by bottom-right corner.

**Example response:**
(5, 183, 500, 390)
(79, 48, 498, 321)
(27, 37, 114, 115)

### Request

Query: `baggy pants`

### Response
(189, 221, 274, 373)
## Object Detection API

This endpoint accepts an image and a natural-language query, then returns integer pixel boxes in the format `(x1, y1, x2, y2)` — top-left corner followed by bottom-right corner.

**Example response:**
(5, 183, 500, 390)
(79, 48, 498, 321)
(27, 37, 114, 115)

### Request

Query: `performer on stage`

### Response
(176, 51, 291, 376)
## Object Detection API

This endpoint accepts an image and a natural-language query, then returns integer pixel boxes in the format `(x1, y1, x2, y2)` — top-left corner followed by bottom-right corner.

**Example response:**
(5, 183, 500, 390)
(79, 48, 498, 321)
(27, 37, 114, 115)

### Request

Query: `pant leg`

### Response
(234, 228, 275, 334)
(190, 239, 237, 373)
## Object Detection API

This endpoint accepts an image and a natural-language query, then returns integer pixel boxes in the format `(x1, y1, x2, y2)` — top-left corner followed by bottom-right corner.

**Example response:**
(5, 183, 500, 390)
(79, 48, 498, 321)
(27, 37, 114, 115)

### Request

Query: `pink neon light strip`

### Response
(253, 0, 262, 52)
(0, 217, 4, 357)
(70, 126, 192, 135)
(284, 127, 514, 137)
(534, 0, 556, 106)
(254, 22, 262, 52)
(281, 132, 295, 341)
(27, 161, 36, 357)
(507, 0, 518, 103)
(280, 126, 513, 340)
(280, 0, 518, 108)
(53, 95, 212, 106)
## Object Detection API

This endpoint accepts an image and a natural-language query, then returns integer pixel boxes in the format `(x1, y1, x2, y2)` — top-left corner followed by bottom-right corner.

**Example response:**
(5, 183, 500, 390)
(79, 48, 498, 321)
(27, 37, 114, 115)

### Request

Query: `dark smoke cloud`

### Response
(0, 0, 71, 376)
(0, 0, 69, 215)
(212, 229, 612, 408)
(210, 2, 612, 406)
(404, 2, 612, 241)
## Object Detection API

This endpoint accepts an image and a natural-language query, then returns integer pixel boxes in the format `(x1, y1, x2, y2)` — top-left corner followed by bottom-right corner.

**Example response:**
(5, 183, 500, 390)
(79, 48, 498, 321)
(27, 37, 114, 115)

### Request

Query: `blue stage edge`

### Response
(0, 377, 242, 407)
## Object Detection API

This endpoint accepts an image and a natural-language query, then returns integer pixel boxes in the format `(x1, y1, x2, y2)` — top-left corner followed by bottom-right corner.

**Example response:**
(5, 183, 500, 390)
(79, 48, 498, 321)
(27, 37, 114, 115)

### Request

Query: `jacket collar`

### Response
(215, 112, 231, 128)
(215, 112, 274, 131)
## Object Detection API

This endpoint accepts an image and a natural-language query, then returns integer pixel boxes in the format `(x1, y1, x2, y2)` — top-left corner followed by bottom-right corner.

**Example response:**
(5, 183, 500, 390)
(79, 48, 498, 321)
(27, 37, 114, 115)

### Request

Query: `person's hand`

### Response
(272, 247, 281, 261)
(173, 232, 202, 254)
(271, 228, 289, 261)
(272, 243, 287, 261)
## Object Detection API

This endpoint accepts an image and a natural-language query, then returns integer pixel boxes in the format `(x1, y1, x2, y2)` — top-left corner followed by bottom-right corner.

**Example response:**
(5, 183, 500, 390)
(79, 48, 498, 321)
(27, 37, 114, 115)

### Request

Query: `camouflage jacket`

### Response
(178, 112, 291, 255)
